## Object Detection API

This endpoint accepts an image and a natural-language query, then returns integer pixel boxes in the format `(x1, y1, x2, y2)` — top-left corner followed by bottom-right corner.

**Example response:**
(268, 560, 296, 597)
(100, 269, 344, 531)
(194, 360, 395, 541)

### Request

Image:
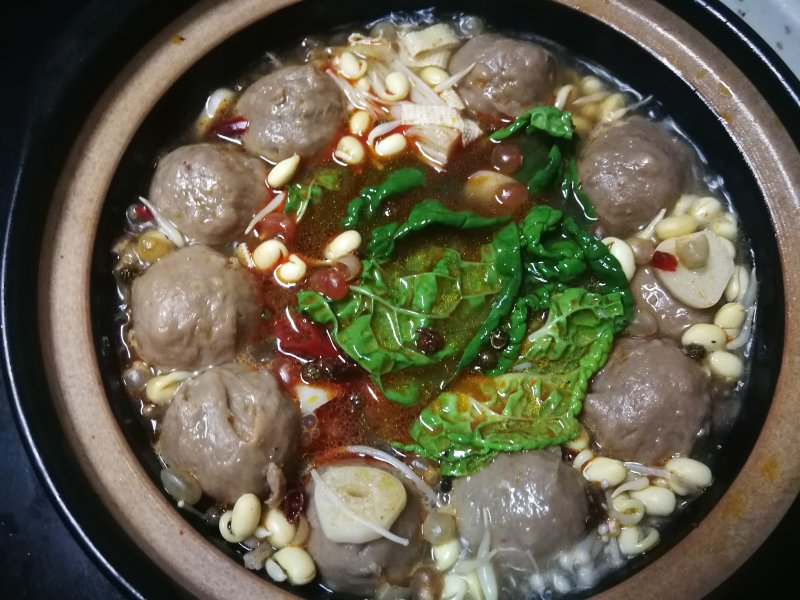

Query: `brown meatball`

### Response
(578, 118, 692, 237)
(149, 143, 268, 245)
(582, 337, 710, 465)
(449, 34, 556, 118)
(305, 461, 426, 596)
(156, 363, 300, 504)
(451, 450, 589, 584)
(130, 245, 259, 371)
(631, 266, 713, 340)
(236, 65, 345, 162)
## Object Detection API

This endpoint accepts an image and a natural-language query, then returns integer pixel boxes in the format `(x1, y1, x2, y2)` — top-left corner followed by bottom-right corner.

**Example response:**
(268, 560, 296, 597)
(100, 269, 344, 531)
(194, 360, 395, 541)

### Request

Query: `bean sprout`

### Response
(623, 462, 671, 479)
(137, 196, 185, 247)
(611, 476, 649, 499)
(726, 305, 755, 350)
(326, 71, 386, 117)
(476, 509, 498, 600)
(433, 61, 476, 92)
(572, 91, 607, 106)
(636, 208, 666, 239)
(367, 119, 403, 146)
(244, 191, 285, 235)
(391, 60, 447, 106)
(741, 266, 758, 308)
(345, 445, 438, 505)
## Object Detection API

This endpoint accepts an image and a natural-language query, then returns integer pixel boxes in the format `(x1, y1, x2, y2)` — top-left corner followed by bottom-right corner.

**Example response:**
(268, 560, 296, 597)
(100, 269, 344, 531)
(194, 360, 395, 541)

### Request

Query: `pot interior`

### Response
(88, 0, 783, 596)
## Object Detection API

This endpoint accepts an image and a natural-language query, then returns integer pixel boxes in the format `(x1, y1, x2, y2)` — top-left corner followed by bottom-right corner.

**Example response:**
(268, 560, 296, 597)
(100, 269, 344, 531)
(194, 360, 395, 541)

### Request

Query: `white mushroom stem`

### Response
(345, 445, 438, 505)
(309, 469, 410, 546)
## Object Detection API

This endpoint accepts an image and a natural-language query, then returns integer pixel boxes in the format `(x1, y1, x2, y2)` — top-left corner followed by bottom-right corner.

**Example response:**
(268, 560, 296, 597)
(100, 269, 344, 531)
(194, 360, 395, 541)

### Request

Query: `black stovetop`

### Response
(1, 1, 797, 598)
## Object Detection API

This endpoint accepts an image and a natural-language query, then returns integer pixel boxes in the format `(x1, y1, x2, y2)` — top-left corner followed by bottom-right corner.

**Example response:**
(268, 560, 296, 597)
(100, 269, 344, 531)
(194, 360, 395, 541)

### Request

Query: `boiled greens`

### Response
(298, 217, 521, 405)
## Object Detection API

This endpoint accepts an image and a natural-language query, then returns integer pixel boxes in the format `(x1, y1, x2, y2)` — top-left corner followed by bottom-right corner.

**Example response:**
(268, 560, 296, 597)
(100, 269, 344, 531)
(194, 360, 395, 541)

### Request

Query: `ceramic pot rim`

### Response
(36, 0, 800, 598)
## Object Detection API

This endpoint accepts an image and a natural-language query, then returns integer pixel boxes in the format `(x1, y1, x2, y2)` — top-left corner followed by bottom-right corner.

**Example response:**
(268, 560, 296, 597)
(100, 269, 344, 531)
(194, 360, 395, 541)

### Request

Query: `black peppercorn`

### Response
(475, 347, 498, 370)
(115, 266, 140, 284)
(685, 343, 706, 360)
(301, 361, 323, 382)
(347, 390, 364, 413)
(416, 327, 445, 355)
(490, 329, 509, 350)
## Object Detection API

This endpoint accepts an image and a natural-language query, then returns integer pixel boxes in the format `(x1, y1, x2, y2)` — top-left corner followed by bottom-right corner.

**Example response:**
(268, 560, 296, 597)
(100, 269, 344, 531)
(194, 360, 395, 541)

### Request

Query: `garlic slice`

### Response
(313, 466, 407, 544)
(652, 230, 734, 309)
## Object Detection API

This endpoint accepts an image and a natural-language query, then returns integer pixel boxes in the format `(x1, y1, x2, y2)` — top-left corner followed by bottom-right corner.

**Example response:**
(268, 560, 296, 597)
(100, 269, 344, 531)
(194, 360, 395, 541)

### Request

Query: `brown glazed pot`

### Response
(32, 0, 800, 598)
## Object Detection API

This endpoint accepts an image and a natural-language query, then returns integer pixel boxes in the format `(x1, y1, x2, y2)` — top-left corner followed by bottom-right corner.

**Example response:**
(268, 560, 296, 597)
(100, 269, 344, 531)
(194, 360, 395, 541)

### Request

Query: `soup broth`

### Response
(111, 11, 755, 599)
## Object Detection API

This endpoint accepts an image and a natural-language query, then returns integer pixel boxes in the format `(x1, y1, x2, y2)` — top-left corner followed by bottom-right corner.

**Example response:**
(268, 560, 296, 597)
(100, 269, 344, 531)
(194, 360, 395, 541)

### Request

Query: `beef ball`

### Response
(156, 363, 300, 504)
(451, 450, 590, 584)
(130, 245, 259, 371)
(578, 118, 692, 237)
(631, 266, 713, 340)
(449, 34, 556, 118)
(305, 461, 426, 596)
(149, 143, 268, 245)
(236, 65, 345, 162)
(582, 337, 710, 465)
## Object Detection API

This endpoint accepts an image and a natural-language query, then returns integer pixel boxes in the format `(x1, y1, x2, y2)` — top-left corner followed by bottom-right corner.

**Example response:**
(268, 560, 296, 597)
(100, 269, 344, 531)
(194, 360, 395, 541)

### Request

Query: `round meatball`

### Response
(451, 450, 589, 584)
(306, 461, 426, 596)
(236, 65, 345, 162)
(631, 266, 713, 340)
(582, 337, 711, 465)
(578, 118, 692, 237)
(156, 363, 300, 504)
(449, 34, 555, 118)
(130, 245, 259, 371)
(149, 143, 268, 245)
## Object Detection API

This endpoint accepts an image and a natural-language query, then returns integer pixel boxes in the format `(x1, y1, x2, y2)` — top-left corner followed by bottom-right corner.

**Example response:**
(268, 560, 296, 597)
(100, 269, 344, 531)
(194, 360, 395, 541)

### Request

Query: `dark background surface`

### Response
(1, 1, 797, 599)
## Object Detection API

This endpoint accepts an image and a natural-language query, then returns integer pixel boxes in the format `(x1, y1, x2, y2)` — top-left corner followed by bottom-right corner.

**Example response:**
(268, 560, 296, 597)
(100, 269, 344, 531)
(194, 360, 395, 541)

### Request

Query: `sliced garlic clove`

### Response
(652, 230, 734, 309)
(314, 465, 407, 544)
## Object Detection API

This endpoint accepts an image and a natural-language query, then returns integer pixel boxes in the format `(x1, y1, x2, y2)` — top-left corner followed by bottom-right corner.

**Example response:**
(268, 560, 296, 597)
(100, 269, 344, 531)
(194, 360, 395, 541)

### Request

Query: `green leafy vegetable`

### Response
(397, 205, 633, 475)
(368, 200, 510, 259)
(528, 145, 562, 193)
(342, 167, 426, 229)
(298, 225, 520, 405)
(457, 223, 521, 369)
(400, 287, 623, 476)
(489, 105, 575, 141)
(485, 297, 530, 376)
(560, 158, 597, 221)
(284, 169, 340, 220)
(489, 105, 597, 223)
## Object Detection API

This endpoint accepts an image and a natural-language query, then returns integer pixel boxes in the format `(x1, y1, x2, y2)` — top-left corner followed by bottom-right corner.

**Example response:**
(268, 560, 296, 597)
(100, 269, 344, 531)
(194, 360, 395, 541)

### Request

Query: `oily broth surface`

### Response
(110, 11, 755, 599)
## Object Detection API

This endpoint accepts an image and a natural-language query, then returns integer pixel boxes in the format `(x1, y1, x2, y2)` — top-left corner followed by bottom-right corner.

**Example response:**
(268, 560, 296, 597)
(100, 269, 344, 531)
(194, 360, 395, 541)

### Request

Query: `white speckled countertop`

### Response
(720, 0, 800, 76)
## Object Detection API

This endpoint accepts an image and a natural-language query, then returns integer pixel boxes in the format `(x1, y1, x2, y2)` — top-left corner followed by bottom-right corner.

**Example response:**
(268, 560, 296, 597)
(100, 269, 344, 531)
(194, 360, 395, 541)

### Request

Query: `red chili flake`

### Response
(283, 488, 305, 524)
(133, 204, 153, 221)
(212, 117, 249, 138)
(651, 250, 679, 272)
